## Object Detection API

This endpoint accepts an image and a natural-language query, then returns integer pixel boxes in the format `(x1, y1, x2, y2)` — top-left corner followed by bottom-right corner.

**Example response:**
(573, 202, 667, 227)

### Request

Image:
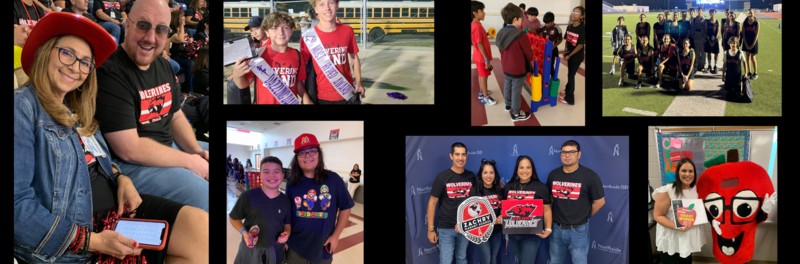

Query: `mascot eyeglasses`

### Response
(704, 192, 763, 225)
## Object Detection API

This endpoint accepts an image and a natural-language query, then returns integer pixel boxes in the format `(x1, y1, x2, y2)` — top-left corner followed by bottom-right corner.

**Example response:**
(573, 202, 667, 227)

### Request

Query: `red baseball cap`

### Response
(294, 133, 320, 153)
(22, 12, 117, 76)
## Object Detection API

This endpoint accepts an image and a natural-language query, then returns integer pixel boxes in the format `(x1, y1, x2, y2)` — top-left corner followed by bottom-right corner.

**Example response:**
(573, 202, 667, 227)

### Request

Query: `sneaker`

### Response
(505, 105, 511, 112)
(746, 73, 752, 79)
(559, 91, 565, 97)
(511, 111, 532, 122)
(656, 80, 662, 88)
(478, 93, 484, 100)
(618, 79, 624, 86)
(635, 82, 642, 89)
(751, 73, 758, 80)
(711, 66, 717, 74)
(482, 96, 497, 105)
(609, 68, 615, 75)
(557, 96, 568, 104)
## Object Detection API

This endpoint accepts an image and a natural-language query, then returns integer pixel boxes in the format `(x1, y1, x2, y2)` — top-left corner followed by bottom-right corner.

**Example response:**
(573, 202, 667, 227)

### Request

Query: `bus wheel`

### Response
(369, 28, 385, 43)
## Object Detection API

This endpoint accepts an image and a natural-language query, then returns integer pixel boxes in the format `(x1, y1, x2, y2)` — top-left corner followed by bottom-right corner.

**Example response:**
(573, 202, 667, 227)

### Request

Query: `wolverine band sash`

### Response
(301, 27, 355, 101)
(249, 57, 300, 105)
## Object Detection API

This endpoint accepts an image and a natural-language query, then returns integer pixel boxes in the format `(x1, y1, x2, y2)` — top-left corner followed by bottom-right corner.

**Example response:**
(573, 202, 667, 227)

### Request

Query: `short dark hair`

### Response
(471, 1, 485, 19)
(501, 3, 523, 24)
(543, 12, 554, 23)
(689, 8, 695, 13)
(527, 7, 538, 17)
(450, 142, 467, 154)
(617, 16, 624, 22)
(519, 3, 526, 9)
(260, 156, 283, 170)
(561, 140, 580, 152)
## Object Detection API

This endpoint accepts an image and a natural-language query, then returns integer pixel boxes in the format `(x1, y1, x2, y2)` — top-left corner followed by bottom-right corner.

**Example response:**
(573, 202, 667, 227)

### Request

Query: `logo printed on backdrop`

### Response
(549, 146, 561, 155)
(592, 240, 623, 254)
(608, 211, 613, 222)
(417, 149, 423, 161)
(613, 144, 620, 156)
(418, 246, 438, 256)
(512, 144, 519, 156)
(419, 248, 422, 256)
(592, 240, 596, 249)
(410, 185, 431, 196)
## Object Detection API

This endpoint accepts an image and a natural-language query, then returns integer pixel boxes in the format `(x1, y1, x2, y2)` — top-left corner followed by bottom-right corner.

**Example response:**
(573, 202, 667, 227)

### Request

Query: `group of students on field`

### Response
(472, 1, 585, 122)
(609, 8, 760, 99)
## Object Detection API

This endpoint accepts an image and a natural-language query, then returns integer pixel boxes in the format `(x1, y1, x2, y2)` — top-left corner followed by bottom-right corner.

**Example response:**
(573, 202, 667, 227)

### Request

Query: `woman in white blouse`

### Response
(653, 158, 707, 264)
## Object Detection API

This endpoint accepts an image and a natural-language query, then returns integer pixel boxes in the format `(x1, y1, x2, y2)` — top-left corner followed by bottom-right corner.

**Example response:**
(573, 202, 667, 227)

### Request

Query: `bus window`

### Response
(337, 7, 344, 18)
(224, 8, 231, 18)
(259, 7, 268, 17)
(355, 7, 361, 18)
(383, 8, 390, 18)
(429, 8, 434, 17)
(375, 8, 381, 18)
(402, 7, 408, 17)
(367, 7, 372, 18)
(410, 7, 417, 17)
(233, 7, 240, 18)
(346, 8, 353, 18)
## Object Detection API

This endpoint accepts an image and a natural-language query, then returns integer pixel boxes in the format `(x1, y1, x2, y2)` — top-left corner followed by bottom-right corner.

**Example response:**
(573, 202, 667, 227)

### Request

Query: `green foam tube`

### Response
(550, 79, 560, 97)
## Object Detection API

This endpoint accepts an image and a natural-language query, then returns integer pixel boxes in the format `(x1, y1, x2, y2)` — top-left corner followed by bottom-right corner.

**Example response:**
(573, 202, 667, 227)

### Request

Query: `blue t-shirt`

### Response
(229, 188, 291, 249)
(285, 171, 355, 262)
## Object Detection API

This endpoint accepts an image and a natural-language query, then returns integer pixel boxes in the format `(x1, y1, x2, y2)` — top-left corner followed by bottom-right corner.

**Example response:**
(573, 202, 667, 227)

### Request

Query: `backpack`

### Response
(742, 78, 754, 103)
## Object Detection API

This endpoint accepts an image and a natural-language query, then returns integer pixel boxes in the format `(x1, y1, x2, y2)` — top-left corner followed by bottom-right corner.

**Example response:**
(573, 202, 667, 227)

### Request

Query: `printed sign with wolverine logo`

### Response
(501, 199, 544, 235)
(456, 197, 496, 244)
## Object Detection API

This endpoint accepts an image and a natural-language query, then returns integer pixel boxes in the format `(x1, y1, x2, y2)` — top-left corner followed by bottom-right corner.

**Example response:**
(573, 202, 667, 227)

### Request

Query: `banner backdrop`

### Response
(406, 136, 629, 264)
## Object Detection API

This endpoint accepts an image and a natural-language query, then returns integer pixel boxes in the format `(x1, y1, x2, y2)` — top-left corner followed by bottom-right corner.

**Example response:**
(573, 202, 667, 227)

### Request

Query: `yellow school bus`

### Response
(223, 1, 434, 42)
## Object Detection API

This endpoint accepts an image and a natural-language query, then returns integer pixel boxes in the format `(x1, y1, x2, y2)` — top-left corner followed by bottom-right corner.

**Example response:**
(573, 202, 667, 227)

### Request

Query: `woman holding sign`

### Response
(502, 156, 552, 264)
(653, 158, 707, 264)
(470, 159, 505, 264)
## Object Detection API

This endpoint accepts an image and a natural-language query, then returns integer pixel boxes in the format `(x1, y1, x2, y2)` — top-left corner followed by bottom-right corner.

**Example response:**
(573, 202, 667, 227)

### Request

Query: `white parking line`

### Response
(622, 107, 657, 116)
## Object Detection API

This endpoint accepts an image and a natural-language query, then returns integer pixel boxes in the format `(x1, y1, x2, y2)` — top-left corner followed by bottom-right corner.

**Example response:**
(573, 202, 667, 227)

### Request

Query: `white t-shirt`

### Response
(727, 50, 747, 62)
(653, 184, 708, 258)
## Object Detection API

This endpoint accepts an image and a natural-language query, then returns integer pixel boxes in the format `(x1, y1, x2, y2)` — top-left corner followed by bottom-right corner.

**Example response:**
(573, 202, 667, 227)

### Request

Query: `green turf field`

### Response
(602, 12, 781, 116)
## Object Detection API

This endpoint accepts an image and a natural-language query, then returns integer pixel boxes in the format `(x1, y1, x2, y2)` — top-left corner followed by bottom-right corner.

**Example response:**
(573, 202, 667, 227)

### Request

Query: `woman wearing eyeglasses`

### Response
(14, 12, 208, 264)
(285, 133, 355, 264)
(470, 159, 505, 264)
(652, 158, 706, 264)
(503, 155, 552, 264)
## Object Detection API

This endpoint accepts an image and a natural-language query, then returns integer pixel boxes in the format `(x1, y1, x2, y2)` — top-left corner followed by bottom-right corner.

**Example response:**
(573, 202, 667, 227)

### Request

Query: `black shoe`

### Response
(505, 105, 511, 112)
(511, 112, 532, 122)
(711, 66, 717, 74)
(635, 82, 642, 89)
(751, 73, 758, 80)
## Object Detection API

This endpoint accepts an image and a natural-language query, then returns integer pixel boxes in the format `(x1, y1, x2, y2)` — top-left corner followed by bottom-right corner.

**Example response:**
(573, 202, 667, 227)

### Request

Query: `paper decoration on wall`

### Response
(330, 129, 340, 140)
(287, 138, 291, 146)
(456, 197, 496, 244)
(657, 130, 747, 186)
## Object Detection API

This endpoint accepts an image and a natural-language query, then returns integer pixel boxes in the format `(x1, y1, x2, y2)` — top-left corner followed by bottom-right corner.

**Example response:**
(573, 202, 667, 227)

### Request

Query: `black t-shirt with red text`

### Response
(430, 168, 476, 229)
(564, 23, 585, 59)
(547, 165, 604, 225)
(13, 0, 45, 26)
(470, 184, 505, 231)
(93, 0, 123, 23)
(95, 47, 182, 160)
(184, 7, 202, 30)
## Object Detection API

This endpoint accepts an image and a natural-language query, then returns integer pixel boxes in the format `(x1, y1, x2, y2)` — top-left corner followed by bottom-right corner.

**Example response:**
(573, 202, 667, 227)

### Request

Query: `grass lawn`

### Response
(602, 12, 781, 116)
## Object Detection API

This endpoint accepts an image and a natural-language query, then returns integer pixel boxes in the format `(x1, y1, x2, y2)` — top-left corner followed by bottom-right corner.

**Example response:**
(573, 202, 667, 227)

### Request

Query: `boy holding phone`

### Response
(230, 157, 292, 264)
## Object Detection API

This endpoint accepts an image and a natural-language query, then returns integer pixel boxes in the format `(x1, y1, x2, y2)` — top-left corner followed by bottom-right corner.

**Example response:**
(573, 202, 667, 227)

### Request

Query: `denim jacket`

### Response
(14, 83, 119, 264)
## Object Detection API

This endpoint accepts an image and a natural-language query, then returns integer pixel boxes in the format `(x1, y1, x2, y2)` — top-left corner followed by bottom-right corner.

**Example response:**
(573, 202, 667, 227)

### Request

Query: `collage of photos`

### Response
(13, 0, 783, 264)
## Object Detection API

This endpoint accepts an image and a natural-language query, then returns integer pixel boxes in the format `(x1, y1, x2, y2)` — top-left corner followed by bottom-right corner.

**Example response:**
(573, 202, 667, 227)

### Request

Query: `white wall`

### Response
(479, 0, 582, 39)
(227, 143, 253, 166)
(647, 126, 778, 261)
(253, 121, 365, 187)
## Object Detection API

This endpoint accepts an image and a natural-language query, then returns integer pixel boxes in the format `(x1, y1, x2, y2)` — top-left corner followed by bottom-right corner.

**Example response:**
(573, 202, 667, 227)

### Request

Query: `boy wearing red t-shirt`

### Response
(471, 1, 496, 105)
(299, 0, 365, 104)
(231, 12, 308, 104)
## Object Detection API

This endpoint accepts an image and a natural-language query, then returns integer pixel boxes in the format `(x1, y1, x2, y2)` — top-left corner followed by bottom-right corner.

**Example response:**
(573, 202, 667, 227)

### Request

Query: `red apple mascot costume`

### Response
(697, 150, 777, 264)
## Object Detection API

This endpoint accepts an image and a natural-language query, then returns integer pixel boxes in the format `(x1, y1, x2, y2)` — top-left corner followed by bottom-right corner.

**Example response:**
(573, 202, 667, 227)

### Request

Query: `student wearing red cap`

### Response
(14, 12, 208, 264)
(285, 133, 355, 264)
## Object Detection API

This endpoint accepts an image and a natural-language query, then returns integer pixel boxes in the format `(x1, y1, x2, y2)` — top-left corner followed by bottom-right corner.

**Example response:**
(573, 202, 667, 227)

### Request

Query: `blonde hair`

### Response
(309, 0, 339, 7)
(728, 36, 739, 49)
(25, 36, 99, 136)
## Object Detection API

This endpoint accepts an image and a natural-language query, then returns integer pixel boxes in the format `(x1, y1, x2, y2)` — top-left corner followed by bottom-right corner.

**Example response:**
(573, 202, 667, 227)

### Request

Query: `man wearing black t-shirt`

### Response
(547, 140, 605, 264)
(95, 0, 209, 212)
(427, 142, 475, 264)
(63, 0, 98, 22)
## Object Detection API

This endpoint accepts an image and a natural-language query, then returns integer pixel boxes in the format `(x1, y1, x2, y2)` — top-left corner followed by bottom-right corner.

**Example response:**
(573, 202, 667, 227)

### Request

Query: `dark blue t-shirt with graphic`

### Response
(285, 171, 355, 263)
(229, 187, 291, 249)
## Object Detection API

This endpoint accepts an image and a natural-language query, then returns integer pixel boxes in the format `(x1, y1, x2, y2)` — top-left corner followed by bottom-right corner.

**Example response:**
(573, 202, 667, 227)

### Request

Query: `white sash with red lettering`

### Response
(248, 57, 300, 105)
(301, 27, 355, 101)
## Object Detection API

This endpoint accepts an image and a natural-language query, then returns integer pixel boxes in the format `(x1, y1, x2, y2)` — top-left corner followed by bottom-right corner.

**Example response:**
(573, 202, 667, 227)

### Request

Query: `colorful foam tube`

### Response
(550, 79, 560, 97)
(531, 60, 542, 102)
(487, 28, 496, 38)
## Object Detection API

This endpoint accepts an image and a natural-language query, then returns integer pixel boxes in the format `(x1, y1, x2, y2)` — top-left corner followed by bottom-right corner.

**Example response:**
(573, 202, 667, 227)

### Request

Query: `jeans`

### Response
(98, 21, 121, 46)
(477, 230, 503, 264)
(187, 28, 197, 40)
(113, 141, 209, 212)
(169, 58, 181, 76)
(508, 234, 542, 264)
(438, 228, 468, 264)
(503, 75, 525, 115)
(171, 55, 195, 91)
(549, 220, 590, 264)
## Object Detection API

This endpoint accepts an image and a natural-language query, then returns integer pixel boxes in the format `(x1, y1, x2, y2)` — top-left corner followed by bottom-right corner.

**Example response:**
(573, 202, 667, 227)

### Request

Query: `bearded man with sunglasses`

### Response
(94, 0, 209, 213)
